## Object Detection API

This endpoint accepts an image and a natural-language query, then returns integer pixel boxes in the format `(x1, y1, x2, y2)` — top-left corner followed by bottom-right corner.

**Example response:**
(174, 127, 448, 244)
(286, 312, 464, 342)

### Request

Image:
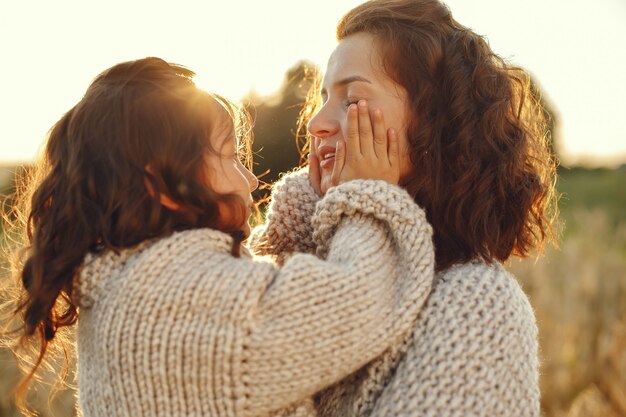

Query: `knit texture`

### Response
(248, 167, 320, 264)
(73, 178, 434, 417)
(258, 169, 540, 417)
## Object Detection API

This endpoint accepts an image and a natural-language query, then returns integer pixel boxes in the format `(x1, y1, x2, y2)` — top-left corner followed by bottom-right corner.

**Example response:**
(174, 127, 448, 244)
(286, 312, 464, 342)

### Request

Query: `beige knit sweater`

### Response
(253, 169, 540, 417)
(72, 179, 435, 417)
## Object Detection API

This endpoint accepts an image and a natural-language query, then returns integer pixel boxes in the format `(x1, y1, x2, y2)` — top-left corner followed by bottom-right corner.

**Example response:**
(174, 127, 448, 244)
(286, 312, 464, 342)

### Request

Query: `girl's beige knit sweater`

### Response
(72, 179, 435, 417)
(252, 169, 541, 417)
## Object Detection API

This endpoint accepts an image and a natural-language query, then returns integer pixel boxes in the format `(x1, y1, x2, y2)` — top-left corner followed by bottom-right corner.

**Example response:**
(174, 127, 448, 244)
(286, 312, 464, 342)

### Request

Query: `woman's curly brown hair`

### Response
(299, 0, 559, 271)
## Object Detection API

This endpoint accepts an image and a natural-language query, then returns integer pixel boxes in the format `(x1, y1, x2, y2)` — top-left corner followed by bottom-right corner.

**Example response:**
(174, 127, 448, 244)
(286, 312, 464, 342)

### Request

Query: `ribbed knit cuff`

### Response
(249, 168, 320, 257)
(312, 180, 427, 258)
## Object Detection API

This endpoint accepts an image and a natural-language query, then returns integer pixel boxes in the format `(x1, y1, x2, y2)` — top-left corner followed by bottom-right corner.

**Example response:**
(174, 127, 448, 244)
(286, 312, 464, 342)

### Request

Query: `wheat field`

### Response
(510, 208, 626, 416)
(1, 167, 625, 417)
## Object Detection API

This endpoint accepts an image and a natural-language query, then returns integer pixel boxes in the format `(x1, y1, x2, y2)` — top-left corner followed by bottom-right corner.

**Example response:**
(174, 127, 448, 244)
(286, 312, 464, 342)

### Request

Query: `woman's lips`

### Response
(318, 145, 337, 170)
(320, 155, 335, 170)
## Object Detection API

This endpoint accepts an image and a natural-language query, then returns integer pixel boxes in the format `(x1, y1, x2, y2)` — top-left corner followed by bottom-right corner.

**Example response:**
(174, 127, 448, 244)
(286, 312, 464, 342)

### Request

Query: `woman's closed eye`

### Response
(344, 98, 361, 108)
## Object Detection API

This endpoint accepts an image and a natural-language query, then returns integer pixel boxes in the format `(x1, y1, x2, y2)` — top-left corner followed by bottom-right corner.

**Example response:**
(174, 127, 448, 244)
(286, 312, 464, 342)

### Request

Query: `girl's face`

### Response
(308, 32, 413, 194)
(204, 102, 258, 237)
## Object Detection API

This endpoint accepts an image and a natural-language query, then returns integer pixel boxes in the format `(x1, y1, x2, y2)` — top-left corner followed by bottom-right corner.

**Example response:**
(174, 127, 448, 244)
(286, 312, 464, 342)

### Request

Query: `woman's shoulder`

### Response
(425, 260, 537, 334)
(398, 259, 539, 395)
(436, 260, 530, 303)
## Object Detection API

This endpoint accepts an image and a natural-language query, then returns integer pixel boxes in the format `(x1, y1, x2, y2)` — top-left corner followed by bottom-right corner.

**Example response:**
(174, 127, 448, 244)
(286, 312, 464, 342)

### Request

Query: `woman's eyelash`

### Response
(317, 95, 360, 107)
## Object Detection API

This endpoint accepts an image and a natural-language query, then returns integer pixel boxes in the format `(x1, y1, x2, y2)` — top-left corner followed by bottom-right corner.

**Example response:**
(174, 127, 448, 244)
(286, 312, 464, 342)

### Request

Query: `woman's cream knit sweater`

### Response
(73, 179, 435, 417)
(252, 169, 541, 417)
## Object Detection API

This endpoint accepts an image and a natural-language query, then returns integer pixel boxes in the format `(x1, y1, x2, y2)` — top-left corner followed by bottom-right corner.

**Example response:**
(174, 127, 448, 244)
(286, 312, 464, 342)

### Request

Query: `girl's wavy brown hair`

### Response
(299, 0, 559, 271)
(1, 57, 254, 413)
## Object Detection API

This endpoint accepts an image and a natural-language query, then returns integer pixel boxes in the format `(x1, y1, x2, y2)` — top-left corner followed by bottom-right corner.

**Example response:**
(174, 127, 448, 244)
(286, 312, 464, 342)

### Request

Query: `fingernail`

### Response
(358, 100, 367, 108)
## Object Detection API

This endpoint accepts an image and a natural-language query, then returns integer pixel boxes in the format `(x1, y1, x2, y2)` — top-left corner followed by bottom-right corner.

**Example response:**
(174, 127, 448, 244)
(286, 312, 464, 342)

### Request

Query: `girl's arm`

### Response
(248, 167, 320, 263)
(241, 179, 435, 417)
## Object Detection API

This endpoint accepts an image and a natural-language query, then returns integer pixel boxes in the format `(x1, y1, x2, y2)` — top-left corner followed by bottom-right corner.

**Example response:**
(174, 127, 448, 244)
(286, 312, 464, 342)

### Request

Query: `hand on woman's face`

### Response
(308, 32, 412, 194)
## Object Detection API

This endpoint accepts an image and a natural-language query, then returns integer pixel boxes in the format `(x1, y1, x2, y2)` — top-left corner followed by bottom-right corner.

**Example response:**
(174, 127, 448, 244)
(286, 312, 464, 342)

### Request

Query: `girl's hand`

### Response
(308, 136, 323, 196)
(331, 100, 400, 187)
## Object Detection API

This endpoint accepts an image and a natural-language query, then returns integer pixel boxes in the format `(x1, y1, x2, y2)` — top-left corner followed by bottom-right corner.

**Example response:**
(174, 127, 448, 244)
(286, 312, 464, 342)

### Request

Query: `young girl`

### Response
(4, 57, 435, 417)
(252, 0, 559, 416)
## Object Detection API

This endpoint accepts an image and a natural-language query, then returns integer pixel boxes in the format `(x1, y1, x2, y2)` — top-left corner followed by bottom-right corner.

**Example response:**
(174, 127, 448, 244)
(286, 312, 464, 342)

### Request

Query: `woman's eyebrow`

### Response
(336, 75, 372, 87)
(321, 75, 373, 96)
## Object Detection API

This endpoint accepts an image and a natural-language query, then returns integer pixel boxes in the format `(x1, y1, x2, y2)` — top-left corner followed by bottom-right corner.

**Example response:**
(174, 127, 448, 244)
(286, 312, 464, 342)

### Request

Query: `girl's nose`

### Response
(247, 169, 259, 192)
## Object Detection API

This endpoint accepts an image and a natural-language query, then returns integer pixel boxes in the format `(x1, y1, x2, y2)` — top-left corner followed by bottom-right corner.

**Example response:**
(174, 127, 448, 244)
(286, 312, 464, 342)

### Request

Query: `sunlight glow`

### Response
(1, 0, 624, 166)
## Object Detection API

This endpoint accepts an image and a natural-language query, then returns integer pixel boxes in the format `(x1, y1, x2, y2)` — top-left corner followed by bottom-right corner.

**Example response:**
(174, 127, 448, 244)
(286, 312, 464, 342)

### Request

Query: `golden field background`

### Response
(1, 64, 625, 416)
(509, 168, 626, 417)
(2, 167, 623, 417)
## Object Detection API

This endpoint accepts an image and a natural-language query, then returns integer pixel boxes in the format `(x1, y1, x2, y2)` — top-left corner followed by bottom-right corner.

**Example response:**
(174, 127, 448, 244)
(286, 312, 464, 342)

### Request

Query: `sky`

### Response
(1, 0, 625, 166)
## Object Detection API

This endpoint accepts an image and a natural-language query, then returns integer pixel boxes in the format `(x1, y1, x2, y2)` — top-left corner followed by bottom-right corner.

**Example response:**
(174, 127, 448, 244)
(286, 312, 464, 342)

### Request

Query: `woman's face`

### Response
(308, 32, 413, 194)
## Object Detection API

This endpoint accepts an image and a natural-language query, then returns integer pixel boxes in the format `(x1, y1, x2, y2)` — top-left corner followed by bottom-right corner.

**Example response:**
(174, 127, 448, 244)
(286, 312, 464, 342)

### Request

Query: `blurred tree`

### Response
(0, 165, 15, 196)
(0, 165, 19, 235)
(243, 61, 317, 201)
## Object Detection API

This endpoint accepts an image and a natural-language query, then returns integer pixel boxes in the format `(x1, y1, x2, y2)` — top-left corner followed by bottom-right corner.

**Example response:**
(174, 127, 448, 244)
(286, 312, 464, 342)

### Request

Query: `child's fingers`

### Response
(357, 100, 374, 157)
(331, 140, 346, 186)
(387, 128, 400, 169)
(346, 104, 360, 156)
(372, 108, 387, 159)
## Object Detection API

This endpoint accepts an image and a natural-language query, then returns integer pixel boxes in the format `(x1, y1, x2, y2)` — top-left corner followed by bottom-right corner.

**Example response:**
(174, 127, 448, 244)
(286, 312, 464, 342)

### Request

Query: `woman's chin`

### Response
(320, 174, 334, 195)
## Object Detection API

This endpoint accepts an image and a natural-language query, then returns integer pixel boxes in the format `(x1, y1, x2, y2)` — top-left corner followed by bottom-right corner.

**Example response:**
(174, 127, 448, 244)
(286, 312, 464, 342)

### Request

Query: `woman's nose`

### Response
(307, 106, 340, 139)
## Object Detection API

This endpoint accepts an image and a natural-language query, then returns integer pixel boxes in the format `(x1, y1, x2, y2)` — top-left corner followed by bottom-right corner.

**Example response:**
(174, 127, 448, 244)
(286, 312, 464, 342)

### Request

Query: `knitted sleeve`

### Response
(241, 179, 435, 416)
(248, 168, 319, 263)
(368, 264, 540, 417)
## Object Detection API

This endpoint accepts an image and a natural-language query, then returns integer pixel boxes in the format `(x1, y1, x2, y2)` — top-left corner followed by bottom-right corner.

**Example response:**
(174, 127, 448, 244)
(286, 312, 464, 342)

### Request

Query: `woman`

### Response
(251, 0, 558, 416)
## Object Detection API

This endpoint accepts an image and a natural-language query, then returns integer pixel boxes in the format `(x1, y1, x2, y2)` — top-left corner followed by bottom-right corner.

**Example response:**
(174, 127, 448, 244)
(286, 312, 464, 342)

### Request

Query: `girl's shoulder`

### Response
(72, 228, 253, 308)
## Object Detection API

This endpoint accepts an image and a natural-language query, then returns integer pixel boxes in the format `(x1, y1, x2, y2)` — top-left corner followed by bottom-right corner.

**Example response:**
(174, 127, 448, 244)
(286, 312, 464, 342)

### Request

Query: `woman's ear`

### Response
(144, 165, 181, 211)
